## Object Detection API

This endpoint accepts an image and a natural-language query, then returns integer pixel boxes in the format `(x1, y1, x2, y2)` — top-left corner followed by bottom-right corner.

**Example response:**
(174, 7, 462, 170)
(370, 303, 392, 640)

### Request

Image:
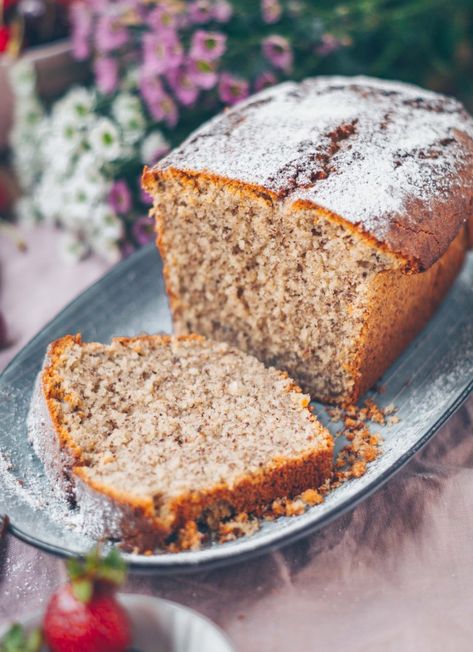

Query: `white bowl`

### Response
(0, 593, 234, 652)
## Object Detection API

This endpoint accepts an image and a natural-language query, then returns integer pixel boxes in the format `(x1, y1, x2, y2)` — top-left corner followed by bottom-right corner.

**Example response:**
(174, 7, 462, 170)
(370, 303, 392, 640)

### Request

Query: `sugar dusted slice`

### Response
(28, 334, 333, 552)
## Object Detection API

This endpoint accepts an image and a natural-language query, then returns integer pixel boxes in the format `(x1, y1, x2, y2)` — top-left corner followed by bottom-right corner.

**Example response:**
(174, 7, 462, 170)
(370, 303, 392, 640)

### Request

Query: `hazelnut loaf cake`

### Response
(28, 334, 332, 551)
(143, 75, 473, 405)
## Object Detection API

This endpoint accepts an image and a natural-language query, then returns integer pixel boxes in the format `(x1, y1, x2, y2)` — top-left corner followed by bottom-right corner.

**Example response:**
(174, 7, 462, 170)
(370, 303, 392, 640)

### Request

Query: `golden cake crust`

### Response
(348, 226, 468, 404)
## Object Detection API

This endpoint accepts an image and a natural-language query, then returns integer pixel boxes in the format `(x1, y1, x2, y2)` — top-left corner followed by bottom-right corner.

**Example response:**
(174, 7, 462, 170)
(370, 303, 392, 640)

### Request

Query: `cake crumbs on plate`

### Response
(169, 521, 204, 552)
(328, 398, 397, 427)
(218, 512, 259, 543)
(259, 399, 396, 525)
(162, 397, 397, 546)
(299, 488, 324, 506)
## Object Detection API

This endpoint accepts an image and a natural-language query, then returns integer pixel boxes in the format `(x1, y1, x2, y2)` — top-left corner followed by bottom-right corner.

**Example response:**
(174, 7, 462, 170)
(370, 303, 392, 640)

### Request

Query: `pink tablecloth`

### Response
(1, 226, 472, 651)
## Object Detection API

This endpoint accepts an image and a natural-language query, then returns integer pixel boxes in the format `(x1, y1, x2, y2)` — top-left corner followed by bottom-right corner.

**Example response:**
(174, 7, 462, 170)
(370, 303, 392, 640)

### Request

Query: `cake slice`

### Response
(28, 334, 333, 552)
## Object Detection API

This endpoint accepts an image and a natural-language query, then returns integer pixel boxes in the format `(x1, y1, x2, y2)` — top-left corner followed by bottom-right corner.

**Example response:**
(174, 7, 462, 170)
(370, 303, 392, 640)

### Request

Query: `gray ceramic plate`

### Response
(0, 593, 234, 651)
(0, 245, 472, 572)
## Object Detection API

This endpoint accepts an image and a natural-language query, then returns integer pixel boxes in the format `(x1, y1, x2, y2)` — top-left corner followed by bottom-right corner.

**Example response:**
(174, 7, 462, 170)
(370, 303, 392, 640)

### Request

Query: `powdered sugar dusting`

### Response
(158, 75, 473, 264)
(0, 447, 85, 533)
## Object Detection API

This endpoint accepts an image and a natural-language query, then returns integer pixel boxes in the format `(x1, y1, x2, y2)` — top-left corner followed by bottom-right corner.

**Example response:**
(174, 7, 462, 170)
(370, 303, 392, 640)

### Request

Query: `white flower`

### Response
(59, 232, 89, 263)
(92, 204, 124, 241)
(11, 137, 43, 191)
(112, 93, 142, 124)
(74, 152, 109, 187)
(140, 131, 170, 165)
(10, 94, 47, 192)
(122, 66, 139, 92)
(61, 173, 109, 224)
(13, 96, 44, 128)
(9, 74, 134, 263)
(89, 206, 123, 262)
(112, 93, 146, 144)
(35, 171, 65, 223)
(9, 60, 36, 99)
(53, 87, 95, 125)
(90, 238, 122, 263)
(88, 117, 121, 161)
(54, 120, 85, 155)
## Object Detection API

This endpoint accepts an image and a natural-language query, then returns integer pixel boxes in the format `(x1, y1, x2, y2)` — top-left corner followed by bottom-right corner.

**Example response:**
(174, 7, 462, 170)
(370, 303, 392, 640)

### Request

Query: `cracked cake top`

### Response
(150, 75, 473, 270)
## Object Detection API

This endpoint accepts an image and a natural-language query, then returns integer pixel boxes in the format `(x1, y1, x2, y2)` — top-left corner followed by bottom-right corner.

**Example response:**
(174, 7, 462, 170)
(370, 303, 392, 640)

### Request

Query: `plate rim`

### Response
(1, 244, 472, 573)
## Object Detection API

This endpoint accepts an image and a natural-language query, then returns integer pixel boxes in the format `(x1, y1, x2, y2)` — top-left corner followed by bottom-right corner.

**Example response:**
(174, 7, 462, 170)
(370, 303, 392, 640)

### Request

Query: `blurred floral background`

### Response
(1, 0, 473, 263)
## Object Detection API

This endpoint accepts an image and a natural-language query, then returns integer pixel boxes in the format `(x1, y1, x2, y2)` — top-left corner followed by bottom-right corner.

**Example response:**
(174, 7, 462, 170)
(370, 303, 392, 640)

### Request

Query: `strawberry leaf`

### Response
(0, 624, 42, 652)
(98, 548, 127, 586)
(71, 578, 93, 603)
(66, 547, 128, 598)
(1, 623, 24, 650)
(25, 629, 42, 652)
(84, 547, 101, 575)
(65, 557, 84, 581)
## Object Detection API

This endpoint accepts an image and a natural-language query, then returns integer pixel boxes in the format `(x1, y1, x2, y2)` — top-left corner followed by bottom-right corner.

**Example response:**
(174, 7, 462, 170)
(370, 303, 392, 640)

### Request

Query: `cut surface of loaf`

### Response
(143, 75, 473, 404)
(28, 334, 333, 551)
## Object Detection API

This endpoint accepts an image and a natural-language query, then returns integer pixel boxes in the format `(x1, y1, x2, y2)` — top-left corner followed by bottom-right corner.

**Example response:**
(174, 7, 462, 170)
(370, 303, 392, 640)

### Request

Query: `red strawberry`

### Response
(0, 26, 10, 53)
(44, 548, 132, 652)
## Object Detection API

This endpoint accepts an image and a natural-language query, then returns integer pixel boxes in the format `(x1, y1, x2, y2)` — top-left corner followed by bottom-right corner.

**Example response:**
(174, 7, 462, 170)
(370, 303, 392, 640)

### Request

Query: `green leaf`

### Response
(1, 623, 23, 650)
(99, 548, 127, 586)
(25, 629, 42, 652)
(65, 547, 127, 599)
(71, 578, 93, 603)
(66, 557, 84, 581)
(0, 624, 42, 652)
(84, 546, 101, 575)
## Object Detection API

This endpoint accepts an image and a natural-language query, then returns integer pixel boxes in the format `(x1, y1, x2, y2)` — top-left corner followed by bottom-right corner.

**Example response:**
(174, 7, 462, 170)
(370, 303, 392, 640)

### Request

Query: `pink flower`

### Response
(218, 72, 249, 105)
(70, 2, 92, 60)
(148, 5, 178, 34)
(188, 1, 213, 24)
(142, 31, 184, 75)
(262, 35, 293, 72)
(140, 72, 180, 128)
(139, 73, 165, 105)
(146, 92, 179, 127)
(316, 33, 342, 56)
(261, 0, 282, 24)
(190, 30, 226, 61)
(89, 0, 109, 10)
(108, 180, 132, 214)
(212, 1, 233, 23)
(187, 59, 218, 90)
(132, 215, 155, 246)
(254, 71, 277, 92)
(166, 66, 199, 106)
(94, 57, 118, 94)
(95, 14, 128, 54)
